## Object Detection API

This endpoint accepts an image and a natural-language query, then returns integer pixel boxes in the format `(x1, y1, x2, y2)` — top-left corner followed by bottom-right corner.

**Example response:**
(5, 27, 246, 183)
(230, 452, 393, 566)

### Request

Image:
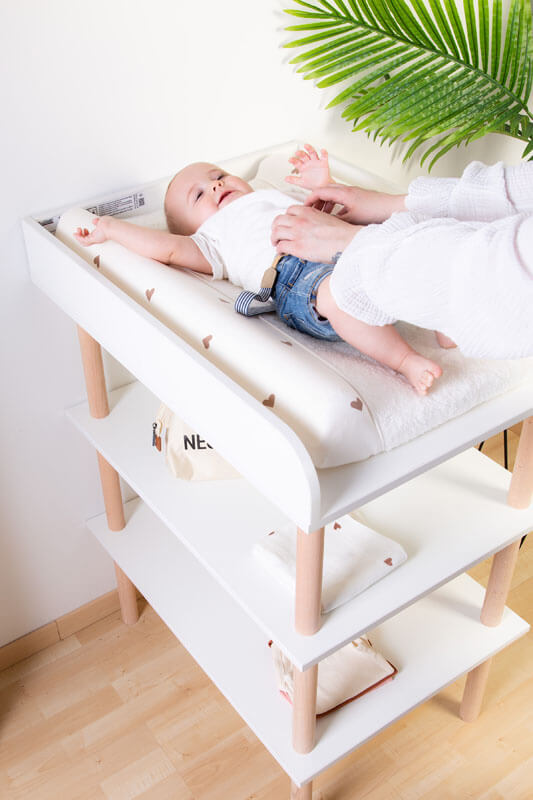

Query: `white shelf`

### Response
(68, 381, 533, 670)
(87, 499, 529, 787)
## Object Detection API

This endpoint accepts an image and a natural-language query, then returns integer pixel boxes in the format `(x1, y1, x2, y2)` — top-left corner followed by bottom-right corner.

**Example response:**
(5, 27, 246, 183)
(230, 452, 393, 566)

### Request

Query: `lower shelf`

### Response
(87, 499, 529, 786)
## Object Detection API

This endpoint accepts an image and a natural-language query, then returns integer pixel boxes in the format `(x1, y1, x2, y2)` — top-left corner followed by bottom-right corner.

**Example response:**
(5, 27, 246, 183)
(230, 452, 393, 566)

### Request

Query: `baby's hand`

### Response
(73, 217, 108, 246)
(285, 144, 332, 191)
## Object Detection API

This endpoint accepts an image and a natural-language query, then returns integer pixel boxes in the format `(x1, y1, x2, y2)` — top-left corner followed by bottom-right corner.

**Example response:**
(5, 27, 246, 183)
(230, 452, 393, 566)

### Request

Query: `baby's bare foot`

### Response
(436, 330, 457, 349)
(397, 352, 442, 395)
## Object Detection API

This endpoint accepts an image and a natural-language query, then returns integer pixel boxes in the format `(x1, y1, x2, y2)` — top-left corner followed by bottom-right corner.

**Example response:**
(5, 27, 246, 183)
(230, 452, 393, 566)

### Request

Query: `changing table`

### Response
(22, 142, 533, 798)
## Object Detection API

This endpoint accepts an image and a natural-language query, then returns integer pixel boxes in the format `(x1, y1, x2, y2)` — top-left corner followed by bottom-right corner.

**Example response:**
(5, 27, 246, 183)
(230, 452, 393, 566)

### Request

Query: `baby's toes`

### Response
(418, 370, 435, 393)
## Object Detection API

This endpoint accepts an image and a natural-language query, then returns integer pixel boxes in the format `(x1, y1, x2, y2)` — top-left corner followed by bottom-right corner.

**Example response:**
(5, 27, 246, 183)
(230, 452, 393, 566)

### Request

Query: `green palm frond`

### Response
(283, 0, 533, 169)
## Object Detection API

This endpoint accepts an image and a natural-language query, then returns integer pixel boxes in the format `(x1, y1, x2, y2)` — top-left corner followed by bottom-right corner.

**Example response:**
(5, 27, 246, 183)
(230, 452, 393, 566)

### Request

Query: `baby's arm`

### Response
(74, 216, 212, 274)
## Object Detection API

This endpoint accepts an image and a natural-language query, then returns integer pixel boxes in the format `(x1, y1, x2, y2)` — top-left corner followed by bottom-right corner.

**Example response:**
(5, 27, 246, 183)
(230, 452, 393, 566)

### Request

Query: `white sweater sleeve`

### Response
(330, 209, 533, 358)
(405, 160, 533, 221)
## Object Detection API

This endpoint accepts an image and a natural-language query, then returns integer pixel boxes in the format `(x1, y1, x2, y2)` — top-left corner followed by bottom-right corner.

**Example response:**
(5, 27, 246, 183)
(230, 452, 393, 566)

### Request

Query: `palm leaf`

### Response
(283, 0, 533, 168)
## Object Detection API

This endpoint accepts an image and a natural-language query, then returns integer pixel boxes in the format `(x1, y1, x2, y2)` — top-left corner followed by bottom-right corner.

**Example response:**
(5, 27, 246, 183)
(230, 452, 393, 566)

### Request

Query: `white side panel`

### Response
(23, 217, 320, 529)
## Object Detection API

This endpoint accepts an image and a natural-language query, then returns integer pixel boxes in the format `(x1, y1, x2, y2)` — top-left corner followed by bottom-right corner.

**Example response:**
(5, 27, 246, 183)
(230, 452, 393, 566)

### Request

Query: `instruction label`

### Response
(40, 191, 146, 233)
(41, 216, 61, 233)
(86, 191, 145, 217)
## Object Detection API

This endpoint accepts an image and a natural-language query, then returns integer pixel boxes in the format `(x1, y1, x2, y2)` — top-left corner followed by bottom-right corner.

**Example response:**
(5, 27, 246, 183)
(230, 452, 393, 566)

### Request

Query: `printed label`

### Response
(40, 192, 145, 233)
(86, 192, 145, 217)
(41, 216, 61, 233)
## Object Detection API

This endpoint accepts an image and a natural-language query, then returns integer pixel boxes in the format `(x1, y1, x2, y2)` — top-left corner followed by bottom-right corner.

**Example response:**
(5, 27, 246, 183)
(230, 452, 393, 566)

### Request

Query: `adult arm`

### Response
(406, 160, 533, 221)
(306, 161, 533, 225)
(305, 183, 407, 225)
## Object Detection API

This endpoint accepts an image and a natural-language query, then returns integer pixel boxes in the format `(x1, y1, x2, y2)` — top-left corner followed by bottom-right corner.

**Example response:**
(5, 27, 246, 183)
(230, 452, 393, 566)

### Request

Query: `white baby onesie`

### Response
(190, 189, 294, 293)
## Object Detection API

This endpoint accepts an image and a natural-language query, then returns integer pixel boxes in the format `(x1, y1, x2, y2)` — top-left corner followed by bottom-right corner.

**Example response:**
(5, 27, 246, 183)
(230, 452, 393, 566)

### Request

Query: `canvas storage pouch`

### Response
(269, 636, 397, 716)
(153, 403, 240, 481)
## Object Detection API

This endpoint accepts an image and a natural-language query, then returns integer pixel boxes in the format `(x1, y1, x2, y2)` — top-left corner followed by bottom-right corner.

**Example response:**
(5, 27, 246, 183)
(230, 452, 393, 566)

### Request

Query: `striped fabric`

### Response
(234, 287, 276, 316)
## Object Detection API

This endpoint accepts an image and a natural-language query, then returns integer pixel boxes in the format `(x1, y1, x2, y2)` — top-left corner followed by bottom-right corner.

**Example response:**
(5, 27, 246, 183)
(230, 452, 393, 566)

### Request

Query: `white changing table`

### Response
(22, 144, 533, 798)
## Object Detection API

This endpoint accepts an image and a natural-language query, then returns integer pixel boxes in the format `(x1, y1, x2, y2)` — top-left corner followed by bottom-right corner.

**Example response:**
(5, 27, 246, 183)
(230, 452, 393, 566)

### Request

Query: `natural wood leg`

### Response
(96, 452, 126, 532)
(507, 416, 533, 509)
(290, 780, 313, 799)
(480, 540, 520, 626)
(292, 663, 318, 754)
(77, 325, 138, 625)
(77, 326, 110, 418)
(295, 527, 324, 635)
(461, 418, 533, 719)
(480, 417, 533, 626)
(114, 563, 139, 625)
(460, 658, 492, 722)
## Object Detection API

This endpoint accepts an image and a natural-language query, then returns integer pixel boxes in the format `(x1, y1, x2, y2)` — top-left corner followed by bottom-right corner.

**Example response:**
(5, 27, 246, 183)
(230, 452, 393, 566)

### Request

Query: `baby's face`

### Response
(165, 162, 253, 234)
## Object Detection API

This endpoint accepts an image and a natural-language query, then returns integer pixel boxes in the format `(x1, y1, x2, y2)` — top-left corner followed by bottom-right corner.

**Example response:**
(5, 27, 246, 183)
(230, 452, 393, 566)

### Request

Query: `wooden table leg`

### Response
(290, 780, 313, 799)
(77, 325, 138, 625)
(507, 416, 533, 509)
(461, 417, 533, 720)
(292, 526, 323, 754)
(114, 563, 139, 626)
(77, 326, 109, 418)
(292, 663, 318, 754)
(295, 527, 324, 636)
(481, 416, 533, 627)
(460, 658, 492, 722)
(96, 451, 125, 532)
(480, 540, 520, 626)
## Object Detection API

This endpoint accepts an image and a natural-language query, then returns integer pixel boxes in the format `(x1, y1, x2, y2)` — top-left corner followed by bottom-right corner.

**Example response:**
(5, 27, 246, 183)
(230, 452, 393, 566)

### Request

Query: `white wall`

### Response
(0, 0, 525, 647)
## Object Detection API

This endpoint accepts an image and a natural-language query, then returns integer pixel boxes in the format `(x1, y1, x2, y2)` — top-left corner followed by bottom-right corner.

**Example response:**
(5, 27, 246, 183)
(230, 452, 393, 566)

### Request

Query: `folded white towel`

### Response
(270, 637, 396, 716)
(253, 516, 407, 614)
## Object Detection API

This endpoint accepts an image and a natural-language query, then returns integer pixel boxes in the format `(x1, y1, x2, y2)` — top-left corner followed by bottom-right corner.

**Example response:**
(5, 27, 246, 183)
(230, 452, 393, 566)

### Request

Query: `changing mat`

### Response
(55, 154, 532, 468)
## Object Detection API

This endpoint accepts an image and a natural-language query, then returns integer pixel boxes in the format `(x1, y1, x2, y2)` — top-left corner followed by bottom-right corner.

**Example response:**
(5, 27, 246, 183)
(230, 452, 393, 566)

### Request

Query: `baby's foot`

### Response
(435, 330, 457, 349)
(397, 352, 442, 395)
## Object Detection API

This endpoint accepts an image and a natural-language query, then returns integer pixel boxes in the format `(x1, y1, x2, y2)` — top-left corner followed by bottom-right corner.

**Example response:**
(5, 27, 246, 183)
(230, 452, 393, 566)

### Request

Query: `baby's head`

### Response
(164, 162, 253, 235)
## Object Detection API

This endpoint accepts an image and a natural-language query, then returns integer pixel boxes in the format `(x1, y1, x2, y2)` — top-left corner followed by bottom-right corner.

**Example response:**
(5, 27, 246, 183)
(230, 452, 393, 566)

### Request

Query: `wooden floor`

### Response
(1, 432, 531, 799)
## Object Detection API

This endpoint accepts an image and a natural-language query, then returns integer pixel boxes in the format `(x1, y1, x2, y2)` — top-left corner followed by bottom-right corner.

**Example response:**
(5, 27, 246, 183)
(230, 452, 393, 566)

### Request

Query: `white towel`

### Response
(265, 316, 531, 452)
(253, 516, 407, 614)
(270, 637, 396, 716)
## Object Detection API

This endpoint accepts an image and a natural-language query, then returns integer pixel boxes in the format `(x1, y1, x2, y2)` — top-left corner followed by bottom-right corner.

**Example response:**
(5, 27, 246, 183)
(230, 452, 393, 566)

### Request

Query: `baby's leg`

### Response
(317, 277, 442, 395)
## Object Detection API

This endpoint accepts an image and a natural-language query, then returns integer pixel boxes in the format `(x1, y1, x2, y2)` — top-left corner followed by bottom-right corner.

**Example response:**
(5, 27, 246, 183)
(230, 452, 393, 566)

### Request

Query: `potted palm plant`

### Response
(283, 0, 533, 169)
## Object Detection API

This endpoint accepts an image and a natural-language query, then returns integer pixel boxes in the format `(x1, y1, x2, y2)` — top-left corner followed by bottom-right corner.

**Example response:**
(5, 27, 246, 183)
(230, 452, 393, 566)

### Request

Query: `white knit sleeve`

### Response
(505, 161, 533, 212)
(405, 160, 532, 221)
(405, 176, 459, 218)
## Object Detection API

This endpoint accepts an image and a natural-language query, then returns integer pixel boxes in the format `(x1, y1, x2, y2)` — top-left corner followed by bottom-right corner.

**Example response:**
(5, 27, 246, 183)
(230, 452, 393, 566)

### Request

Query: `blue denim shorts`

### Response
(272, 255, 341, 341)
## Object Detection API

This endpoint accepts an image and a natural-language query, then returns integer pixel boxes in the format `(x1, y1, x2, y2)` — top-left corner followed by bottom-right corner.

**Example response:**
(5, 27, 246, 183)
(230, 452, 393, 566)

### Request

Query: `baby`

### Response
(75, 146, 442, 394)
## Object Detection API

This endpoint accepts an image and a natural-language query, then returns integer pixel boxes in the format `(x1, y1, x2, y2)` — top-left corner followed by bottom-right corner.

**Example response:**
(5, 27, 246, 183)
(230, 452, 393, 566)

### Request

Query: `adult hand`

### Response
(271, 205, 360, 263)
(305, 183, 407, 225)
